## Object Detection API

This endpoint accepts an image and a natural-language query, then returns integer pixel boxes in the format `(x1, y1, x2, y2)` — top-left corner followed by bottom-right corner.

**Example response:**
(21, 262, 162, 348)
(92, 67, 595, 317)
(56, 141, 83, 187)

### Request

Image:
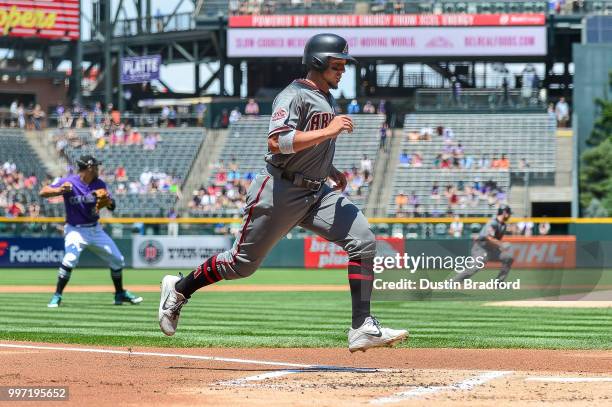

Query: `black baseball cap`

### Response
(497, 205, 512, 216)
(76, 155, 102, 170)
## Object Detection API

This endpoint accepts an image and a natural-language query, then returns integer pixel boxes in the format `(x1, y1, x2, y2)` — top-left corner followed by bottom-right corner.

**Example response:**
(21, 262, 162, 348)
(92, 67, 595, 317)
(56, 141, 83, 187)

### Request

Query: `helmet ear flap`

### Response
(311, 55, 326, 71)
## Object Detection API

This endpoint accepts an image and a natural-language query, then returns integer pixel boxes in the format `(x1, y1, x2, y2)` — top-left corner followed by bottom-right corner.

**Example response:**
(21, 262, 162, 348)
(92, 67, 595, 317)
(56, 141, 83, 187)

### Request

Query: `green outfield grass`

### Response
(0, 268, 610, 349)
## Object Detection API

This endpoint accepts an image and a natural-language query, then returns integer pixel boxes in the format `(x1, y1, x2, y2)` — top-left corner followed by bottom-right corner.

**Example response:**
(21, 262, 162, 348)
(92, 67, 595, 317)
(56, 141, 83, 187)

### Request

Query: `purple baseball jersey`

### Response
(51, 174, 109, 226)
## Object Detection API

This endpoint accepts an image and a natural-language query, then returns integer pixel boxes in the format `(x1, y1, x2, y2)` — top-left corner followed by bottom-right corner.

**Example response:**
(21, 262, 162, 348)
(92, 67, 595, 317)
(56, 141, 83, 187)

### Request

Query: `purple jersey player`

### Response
(39, 155, 143, 308)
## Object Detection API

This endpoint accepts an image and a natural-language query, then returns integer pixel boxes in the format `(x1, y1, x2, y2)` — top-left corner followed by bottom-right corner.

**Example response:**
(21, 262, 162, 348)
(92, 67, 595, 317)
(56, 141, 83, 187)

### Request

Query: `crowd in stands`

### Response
(3, 101, 47, 130)
(0, 161, 46, 217)
(395, 179, 507, 218)
(401, 125, 531, 170)
(189, 158, 255, 214)
(104, 167, 182, 197)
(190, 153, 374, 214)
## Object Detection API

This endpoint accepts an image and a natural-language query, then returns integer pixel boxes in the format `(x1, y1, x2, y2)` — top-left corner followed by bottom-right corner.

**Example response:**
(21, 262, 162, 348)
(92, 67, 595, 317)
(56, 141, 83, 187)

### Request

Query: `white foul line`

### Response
(526, 377, 612, 383)
(0, 343, 315, 369)
(370, 370, 512, 405)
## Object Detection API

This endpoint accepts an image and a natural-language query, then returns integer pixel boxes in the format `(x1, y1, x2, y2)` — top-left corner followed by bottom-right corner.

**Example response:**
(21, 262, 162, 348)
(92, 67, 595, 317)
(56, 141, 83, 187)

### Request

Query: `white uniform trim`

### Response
(62, 224, 124, 269)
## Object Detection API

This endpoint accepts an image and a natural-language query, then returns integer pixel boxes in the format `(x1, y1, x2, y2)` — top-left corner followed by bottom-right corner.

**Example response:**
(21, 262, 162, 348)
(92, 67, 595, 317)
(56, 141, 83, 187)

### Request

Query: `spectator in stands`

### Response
(430, 182, 440, 201)
(229, 0, 240, 15)
(412, 153, 423, 168)
(195, 103, 207, 126)
(229, 107, 242, 125)
(363, 100, 376, 114)
(167, 107, 177, 127)
(115, 165, 128, 182)
(6, 199, 25, 217)
(360, 154, 372, 181)
(161, 106, 170, 126)
(555, 97, 570, 128)
(419, 126, 433, 141)
(378, 100, 387, 115)
(347, 99, 360, 114)
(498, 154, 510, 169)
(379, 122, 389, 151)
(115, 183, 127, 195)
(143, 132, 159, 150)
(24, 173, 37, 189)
(17, 103, 26, 129)
(463, 155, 474, 169)
(32, 104, 46, 130)
(96, 134, 106, 150)
(409, 191, 420, 216)
(219, 109, 230, 128)
(517, 220, 534, 236)
(449, 215, 463, 238)
(399, 150, 411, 167)
(538, 221, 551, 235)
(478, 155, 490, 169)
(519, 158, 530, 169)
(451, 77, 461, 105)
(395, 192, 408, 217)
(9, 100, 18, 127)
(244, 98, 260, 115)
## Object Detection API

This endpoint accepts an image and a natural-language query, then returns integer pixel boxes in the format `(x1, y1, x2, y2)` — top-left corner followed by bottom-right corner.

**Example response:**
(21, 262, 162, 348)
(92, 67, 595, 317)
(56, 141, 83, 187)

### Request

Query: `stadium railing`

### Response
(0, 216, 585, 239)
(197, 1, 611, 17)
(415, 89, 546, 111)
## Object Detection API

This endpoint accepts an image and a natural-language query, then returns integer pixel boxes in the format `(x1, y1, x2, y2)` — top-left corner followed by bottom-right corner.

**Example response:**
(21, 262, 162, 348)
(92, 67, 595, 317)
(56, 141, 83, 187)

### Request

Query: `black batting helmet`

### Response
(76, 155, 101, 170)
(497, 205, 512, 216)
(303, 33, 356, 72)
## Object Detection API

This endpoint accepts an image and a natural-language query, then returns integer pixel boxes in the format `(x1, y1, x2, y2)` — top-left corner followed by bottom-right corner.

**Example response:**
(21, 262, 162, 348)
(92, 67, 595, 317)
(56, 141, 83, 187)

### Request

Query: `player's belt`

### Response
(281, 170, 325, 192)
(69, 222, 98, 228)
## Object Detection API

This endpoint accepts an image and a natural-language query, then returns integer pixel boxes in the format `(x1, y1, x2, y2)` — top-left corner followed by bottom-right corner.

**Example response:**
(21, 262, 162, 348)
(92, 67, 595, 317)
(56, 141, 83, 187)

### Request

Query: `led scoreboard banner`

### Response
(227, 13, 547, 58)
(0, 0, 79, 41)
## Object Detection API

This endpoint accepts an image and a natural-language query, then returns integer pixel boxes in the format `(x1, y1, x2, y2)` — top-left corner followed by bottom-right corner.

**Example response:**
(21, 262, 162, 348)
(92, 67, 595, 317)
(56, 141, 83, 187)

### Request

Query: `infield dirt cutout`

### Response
(0, 342, 610, 406)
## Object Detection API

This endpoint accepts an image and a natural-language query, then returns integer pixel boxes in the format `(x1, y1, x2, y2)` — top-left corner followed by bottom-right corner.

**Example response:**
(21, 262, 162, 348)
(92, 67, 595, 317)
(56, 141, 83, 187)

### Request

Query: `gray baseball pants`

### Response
(215, 164, 376, 279)
(454, 243, 514, 282)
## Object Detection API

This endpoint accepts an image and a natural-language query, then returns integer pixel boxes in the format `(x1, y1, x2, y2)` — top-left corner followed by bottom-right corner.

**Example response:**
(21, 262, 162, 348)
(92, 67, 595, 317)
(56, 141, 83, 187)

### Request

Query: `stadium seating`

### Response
(62, 128, 205, 217)
(196, 114, 385, 216)
(402, 113, 556, 172)
(388, 168, 510, 216)
(0, 129, 50, 210)
(386, 113, 555, 216)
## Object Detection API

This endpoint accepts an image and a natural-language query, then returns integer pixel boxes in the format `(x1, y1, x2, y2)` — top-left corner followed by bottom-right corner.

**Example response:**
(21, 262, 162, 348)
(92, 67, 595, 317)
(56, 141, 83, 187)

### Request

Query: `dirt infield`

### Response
(1, 342, 610, 406)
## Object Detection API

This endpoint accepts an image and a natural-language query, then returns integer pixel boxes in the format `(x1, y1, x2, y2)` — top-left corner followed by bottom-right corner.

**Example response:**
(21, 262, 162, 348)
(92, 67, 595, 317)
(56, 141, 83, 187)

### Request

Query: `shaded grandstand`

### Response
(387, 113, 556, 216)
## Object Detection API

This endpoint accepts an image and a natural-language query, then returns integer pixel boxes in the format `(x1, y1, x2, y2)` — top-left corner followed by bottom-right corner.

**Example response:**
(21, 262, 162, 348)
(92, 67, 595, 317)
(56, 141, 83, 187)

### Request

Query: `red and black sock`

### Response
(348, 258, 374, 329)
(175, 255, 222, 298)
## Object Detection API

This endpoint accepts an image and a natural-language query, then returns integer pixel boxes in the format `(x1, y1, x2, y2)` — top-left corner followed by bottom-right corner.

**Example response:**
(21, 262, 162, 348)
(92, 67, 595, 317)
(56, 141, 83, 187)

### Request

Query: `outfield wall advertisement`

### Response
(132, 235, 232, 269)
(304, 237, 405, 269)
(0, 238, 64, 268)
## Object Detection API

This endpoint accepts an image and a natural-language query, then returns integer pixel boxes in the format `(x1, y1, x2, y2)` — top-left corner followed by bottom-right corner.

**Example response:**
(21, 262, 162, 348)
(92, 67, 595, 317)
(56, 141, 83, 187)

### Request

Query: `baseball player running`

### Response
(454, 205, 514, 283)
(40, 155, 143, 307)
(159, 33, 407, 352)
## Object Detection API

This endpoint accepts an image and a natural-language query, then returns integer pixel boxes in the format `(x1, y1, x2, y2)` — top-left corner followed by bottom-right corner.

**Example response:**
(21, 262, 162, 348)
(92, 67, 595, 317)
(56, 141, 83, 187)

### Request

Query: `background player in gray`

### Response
(40, 155, 143, 307)
(159, 33, 407, 352)
(454, 205, 514, 283)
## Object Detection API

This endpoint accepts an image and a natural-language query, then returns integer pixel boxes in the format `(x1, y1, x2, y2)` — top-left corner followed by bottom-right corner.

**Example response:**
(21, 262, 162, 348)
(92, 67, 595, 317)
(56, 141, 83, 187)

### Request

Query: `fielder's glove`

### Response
(94, 189, 113, 212)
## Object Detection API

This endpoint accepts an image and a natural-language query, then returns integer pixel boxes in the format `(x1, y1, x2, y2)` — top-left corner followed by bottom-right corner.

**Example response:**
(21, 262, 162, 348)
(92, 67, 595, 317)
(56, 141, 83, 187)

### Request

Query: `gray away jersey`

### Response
(266, 79, 339, 180)
(477, 217, 507, 247)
